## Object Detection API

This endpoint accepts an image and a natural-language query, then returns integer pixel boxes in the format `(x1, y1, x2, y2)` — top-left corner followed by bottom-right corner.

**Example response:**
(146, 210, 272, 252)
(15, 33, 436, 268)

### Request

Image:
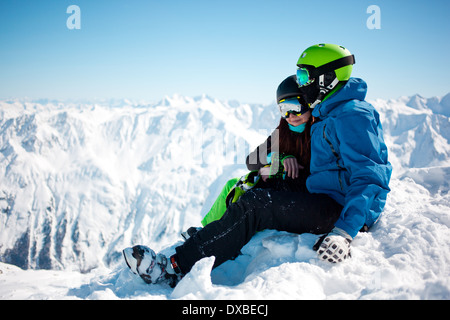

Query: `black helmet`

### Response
(276, 75, 303, 103)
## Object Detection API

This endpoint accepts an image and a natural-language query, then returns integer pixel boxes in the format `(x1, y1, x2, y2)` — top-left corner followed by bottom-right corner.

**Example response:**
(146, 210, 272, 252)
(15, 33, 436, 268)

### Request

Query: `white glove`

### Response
(316, 227, 352, 263)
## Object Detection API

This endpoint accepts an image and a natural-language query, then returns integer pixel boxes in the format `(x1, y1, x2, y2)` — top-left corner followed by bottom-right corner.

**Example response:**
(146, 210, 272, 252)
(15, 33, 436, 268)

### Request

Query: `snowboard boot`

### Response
(122, 245, 181, 288)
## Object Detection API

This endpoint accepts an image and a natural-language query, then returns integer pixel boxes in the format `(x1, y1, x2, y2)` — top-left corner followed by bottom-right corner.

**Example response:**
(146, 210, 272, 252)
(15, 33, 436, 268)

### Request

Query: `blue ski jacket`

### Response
(307, 78, 392, 238)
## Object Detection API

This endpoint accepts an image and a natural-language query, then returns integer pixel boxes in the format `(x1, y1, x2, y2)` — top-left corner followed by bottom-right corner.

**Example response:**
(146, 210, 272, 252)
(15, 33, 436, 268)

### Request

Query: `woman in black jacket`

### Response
(199, 77, 313, 227)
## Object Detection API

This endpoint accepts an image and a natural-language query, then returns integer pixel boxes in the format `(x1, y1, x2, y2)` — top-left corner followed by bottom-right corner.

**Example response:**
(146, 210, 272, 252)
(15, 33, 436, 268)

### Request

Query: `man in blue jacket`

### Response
(296, 44, 392, 263)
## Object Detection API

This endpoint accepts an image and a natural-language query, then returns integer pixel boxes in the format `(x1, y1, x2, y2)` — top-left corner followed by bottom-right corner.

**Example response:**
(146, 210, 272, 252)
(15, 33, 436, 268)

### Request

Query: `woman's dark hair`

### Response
(276, 118, 312, 173)
(276, 75, 311, 170)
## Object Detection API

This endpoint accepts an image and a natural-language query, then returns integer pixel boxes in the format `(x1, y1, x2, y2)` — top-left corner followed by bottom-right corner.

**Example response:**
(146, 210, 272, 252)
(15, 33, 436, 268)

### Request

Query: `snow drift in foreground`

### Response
(0, 93, 449, 300)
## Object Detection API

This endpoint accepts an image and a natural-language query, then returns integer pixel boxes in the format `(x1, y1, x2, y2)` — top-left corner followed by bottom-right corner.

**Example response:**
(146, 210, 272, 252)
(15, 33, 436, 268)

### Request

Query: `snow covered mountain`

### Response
(0, 92, 449, 299)
(0, 95, 278, 272)
(376, 93, 450, 173)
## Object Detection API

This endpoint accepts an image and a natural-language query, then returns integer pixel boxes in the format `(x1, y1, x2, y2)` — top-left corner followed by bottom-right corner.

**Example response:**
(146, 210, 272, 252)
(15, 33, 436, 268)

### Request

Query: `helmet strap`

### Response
(309, 75, 340, 109)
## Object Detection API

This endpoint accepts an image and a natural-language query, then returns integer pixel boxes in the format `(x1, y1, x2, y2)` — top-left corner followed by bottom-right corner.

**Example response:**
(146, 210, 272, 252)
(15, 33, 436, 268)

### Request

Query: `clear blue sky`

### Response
(1, 0, 449, 104)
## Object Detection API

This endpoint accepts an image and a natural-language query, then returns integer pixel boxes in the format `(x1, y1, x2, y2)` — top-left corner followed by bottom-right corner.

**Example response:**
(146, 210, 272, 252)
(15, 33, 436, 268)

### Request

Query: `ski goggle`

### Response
(296, 67, 314, 87)
(278, 96, 310, 119)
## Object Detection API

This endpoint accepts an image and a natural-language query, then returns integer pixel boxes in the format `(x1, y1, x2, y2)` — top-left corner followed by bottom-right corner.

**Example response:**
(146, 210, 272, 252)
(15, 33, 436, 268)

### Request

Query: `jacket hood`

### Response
(312, 78, 368, 118)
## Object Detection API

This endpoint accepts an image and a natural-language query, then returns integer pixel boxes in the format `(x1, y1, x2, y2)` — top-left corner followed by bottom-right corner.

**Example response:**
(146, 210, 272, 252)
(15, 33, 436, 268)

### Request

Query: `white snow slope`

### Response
(0, 93, 449, 300)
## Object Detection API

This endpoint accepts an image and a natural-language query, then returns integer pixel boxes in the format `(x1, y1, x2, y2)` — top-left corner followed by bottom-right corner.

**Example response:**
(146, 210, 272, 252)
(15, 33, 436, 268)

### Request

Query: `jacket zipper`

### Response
(322, 124, 344, 191)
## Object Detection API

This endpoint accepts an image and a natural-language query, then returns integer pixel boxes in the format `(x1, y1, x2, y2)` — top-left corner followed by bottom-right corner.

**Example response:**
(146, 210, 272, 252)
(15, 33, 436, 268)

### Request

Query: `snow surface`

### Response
(0, 93, 449, 300)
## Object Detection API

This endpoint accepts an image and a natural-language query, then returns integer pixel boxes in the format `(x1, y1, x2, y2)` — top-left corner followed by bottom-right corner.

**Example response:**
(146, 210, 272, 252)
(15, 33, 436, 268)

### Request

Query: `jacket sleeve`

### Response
(246, 130, 279, 171)
(333, 107, 392, 238)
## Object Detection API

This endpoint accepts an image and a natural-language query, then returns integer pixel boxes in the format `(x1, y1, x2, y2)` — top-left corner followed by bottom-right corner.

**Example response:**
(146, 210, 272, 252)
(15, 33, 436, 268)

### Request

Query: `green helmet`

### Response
(297, 43, 355, 83)
(296, 44, 355, 107)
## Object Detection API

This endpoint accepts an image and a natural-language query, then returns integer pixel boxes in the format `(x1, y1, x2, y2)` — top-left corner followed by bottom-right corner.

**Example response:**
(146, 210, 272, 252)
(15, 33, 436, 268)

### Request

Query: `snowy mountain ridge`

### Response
(0, 93, 449, 299)
(0, 95, 278, 272)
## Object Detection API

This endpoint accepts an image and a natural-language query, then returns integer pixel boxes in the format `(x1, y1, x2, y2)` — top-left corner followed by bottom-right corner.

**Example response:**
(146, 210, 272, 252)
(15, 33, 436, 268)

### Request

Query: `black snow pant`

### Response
(174, 188, 342, 274)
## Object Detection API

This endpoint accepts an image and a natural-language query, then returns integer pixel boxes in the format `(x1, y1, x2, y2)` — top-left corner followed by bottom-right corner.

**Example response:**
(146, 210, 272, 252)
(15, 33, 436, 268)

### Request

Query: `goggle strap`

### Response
(298, 54, 355, 78)
(279, 96, 301, 104)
